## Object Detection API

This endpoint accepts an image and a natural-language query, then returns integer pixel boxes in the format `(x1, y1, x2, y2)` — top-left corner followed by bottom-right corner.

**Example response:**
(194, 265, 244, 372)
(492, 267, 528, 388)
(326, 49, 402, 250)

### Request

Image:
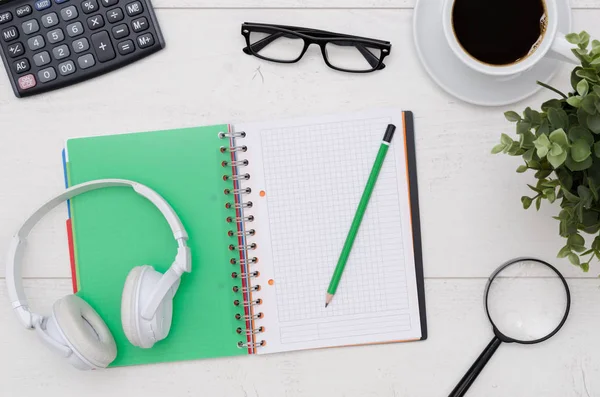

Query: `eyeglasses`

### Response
(241, 23, 392, 73)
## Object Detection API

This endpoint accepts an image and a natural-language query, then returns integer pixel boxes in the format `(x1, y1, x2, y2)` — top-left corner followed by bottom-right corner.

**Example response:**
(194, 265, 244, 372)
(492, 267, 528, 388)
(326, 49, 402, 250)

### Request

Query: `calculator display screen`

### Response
(0, 0, 18, 4)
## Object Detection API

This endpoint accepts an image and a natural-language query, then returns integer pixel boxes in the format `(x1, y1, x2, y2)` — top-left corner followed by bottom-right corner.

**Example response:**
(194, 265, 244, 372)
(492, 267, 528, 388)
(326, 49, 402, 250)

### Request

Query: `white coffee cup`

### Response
(442, 0, 578, 77)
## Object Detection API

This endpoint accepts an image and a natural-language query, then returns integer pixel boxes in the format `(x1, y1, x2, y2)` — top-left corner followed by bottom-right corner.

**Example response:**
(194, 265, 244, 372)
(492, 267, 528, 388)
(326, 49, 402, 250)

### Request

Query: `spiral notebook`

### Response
(64, 108, 426, 367)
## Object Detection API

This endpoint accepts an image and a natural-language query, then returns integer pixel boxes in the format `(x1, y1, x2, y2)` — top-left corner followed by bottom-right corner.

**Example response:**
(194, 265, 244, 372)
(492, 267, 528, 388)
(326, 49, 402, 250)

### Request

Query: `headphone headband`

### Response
(6, 179, 191, 328)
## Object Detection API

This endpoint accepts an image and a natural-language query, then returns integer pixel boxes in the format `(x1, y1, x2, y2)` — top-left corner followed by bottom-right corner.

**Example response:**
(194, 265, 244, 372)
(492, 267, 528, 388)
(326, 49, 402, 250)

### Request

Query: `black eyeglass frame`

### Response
(241, 22, 392, 73)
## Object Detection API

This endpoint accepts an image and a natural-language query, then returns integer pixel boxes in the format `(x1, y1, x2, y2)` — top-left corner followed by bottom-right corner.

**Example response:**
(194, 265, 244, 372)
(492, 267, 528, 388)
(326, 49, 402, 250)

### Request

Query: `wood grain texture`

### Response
(1, 9, 599, 279)
(150, 0, 599, 10)
(1, 279, 598, 397)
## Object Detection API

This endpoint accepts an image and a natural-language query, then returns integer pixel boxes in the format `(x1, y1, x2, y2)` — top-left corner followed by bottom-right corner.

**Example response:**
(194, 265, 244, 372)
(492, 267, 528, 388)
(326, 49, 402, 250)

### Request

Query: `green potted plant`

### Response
(493, 31, 600, 272)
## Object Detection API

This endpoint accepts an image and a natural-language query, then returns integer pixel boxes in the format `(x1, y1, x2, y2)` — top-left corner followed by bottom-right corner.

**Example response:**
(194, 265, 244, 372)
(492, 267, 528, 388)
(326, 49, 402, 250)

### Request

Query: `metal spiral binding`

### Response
(220, 130, 264, 351)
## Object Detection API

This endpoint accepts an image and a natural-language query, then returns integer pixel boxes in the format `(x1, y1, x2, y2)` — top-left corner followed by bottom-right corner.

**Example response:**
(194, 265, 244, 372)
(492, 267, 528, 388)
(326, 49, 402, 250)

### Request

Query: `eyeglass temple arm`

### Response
(244, 32, 385, 69)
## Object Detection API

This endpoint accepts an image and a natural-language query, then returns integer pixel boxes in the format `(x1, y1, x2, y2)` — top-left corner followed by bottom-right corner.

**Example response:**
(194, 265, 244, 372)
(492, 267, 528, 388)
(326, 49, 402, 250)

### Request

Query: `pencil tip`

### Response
(325, 303, 329, 308)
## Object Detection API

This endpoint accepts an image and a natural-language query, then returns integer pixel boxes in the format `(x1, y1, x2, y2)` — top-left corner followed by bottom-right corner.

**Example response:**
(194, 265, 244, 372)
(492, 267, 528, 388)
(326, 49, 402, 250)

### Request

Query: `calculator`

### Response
(0, 0, 164, 97)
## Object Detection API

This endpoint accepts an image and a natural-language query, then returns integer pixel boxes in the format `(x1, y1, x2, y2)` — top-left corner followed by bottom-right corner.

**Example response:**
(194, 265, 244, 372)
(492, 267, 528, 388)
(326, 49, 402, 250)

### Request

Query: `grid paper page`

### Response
(235, 110, 422, 353)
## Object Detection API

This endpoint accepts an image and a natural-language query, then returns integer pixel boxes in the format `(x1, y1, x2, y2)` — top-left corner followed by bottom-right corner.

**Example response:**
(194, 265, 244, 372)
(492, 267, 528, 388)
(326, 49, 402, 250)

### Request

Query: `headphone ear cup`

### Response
(121, 266, 174, 349)
(52, 295, 117, 369)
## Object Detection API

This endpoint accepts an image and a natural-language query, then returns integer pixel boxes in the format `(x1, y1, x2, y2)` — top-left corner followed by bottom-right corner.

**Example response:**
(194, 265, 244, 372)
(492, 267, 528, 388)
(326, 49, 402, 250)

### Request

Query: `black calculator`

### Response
(0, 0, 164, 97)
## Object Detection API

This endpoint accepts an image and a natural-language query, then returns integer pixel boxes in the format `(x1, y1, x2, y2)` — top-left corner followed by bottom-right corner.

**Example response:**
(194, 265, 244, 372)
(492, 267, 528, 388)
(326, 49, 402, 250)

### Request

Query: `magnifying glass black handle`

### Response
(448, 336, 502, 397)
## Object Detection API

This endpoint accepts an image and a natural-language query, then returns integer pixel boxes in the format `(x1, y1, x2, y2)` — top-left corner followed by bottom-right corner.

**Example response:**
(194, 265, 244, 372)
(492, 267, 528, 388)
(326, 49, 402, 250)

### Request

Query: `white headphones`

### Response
(5, 179, 191, 370)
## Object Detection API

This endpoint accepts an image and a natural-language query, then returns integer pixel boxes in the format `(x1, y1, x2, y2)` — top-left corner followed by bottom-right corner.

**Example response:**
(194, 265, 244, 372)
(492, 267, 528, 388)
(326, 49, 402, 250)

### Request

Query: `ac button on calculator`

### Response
(0, 0, 164, 97)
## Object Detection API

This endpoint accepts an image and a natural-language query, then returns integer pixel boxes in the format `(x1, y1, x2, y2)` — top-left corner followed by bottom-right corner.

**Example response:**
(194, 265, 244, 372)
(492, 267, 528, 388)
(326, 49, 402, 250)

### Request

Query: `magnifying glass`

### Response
(449, 257, 571, 397)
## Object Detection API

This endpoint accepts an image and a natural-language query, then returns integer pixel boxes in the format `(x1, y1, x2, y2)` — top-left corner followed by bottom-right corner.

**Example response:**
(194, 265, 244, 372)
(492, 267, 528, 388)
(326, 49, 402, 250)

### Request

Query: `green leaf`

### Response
(569, 126, 594, 146)
(572, 67, 584, 91)
(578, 79, 590, 96)
(535, 196, 542, 211)
(579, 107, 591, 129)
(504, 111, 521, 122)
(542, 99, 563, 112)
(534, 134, 551, 157)
(580, 31, 591, 48)
(521, 196, 533, 210)
(582, 95, 598, 114)
(501, 133, 513, 145)
(568, 234, 586, 247)
(571, 138, 592, 162)
(593, 39, 600, 50)
(528, 184, 542, 194)
(549, 142, 564, 156)
(547, 150, 568, 168)
(581, 262, 590, 272)
(549, 128, 569, 147)
(579, 185, 594, 208)
(543, 188, 556, 203)
(576, 68, 599, 83)
(491, 144, 505, 154)
(523, 148, 535, 163)
(519, 130, 536, 150)
(558, 245, 572, 258)
(594, 85, 600, 97)
(567, 96, 582, 107)
(594, 142, 600, 158)
(516, 121, 532, 135)
(591, 57, 600, 65)
(561, 187, 580, 203)
(535, 169, 552, 179)
(516, 165, 528, 173)
(557, 169, 574, 190)
(524, 108, 542, 126)
(568, 253, 581, 266)
(588, 114, 600, 133)
(566, 154, 593, 171)
(566, 32, 581, 44)
(548, 108, 569, 130)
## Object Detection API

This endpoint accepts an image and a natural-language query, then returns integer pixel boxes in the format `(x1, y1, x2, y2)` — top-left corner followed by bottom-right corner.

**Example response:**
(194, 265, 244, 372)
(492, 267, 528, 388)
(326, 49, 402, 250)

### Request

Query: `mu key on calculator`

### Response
(0, 0, 164, 97)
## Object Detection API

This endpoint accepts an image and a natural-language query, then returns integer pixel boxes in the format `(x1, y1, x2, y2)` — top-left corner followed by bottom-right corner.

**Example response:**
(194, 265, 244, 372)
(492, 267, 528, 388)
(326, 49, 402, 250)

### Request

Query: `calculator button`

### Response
(81, 0, 99, 14)
(91, 30, 115, 62)
(131, 17, 147, 32)
(67, 22, 84, 37)
(22, 19, 40, 35)
(77, 53, 95, 69)
(0, 11, 13, 25)
(42, 13, 59, 28)
(47, 28, 64, 43)
(87, 15, 104, 30)
(35, 0, 52, 11)
(33, 50, 51, 66)
(58, 60, 76, 75)
(15, 6, 32, 18)
(17, 74, 36, 90)
(55, 0, 70, 3)
(111, 23, 128, 39)
(72, 37, 89, 53)
(101, 0, 119, 7)
(52, 44, 70, 59)
(117, 39, 133, 55)
(38, 66, 56, 82)
(7, 42, 24, 58)
(60, 6, 78, 21)
(2, 26, 19, 42)
(125, 1, 142, 16)
(136, 32, 153, 49)
(13, 58, 30, 74)
(106, 8, 123, 23)
(27, 35, 45, 50)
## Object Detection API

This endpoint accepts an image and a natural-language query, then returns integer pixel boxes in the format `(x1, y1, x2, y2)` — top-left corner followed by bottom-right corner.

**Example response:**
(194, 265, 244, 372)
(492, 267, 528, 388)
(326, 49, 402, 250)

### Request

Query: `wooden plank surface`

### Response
(1, 279, 597, 397)
(150, 0, 599, 10)
(1, 4, 600, 397)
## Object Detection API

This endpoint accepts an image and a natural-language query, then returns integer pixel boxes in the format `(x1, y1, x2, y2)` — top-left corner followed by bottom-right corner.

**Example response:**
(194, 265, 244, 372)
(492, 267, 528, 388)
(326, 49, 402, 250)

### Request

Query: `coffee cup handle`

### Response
(547, 32, 580, 65)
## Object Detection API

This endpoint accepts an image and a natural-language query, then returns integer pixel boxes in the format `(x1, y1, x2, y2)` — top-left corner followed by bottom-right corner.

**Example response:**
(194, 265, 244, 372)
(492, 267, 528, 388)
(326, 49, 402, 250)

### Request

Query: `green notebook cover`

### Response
(65, 125, 247, 367)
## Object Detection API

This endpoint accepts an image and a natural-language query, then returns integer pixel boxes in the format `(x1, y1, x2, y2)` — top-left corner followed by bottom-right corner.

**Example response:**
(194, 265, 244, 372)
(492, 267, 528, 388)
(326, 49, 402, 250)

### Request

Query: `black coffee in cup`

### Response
(452, 0, 547, 66)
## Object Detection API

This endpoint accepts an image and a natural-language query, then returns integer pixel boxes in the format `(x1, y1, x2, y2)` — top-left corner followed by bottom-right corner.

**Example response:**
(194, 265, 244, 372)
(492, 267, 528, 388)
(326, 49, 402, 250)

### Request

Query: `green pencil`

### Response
(325, 124, 397, 308)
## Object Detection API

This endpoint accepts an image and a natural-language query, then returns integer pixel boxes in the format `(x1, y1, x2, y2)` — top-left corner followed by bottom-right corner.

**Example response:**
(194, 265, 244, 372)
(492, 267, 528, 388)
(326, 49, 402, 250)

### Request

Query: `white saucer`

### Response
(413, 0, 572, 107)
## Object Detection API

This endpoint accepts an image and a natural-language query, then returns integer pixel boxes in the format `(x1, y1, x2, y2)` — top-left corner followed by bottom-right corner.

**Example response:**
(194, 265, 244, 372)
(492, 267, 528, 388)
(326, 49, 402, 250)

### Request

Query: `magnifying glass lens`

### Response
(486, 259, 569, 342)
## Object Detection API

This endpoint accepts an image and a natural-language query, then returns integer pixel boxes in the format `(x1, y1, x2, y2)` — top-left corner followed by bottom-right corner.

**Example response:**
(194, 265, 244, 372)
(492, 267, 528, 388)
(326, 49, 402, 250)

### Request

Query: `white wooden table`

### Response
(1, 1, 600, 396)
